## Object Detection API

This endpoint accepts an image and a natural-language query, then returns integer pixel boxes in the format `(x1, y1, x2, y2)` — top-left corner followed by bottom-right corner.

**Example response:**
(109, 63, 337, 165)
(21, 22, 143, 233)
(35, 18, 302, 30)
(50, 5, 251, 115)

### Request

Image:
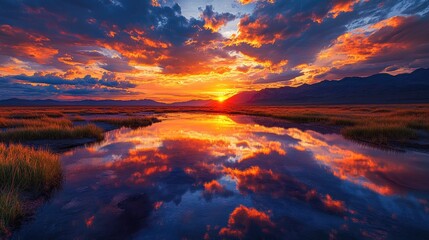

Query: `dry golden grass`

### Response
(0, 144, 61, 193)
(0, 117, 72, 129)
(0, 108, 160, 145)
(226, 105, 429, 145)
(0, 124, 104, 142)
(43, 112, 64, 118)
(0, 191, 22, 235)
(0, 108, 166, 234)
(70, 115, 85, 122)
(0, 105, 428, 146)
(0, 144, 61, 234)
(2, 111, 63, 119)
(342, 124, 417, 144)
(6, 113, 44, 119)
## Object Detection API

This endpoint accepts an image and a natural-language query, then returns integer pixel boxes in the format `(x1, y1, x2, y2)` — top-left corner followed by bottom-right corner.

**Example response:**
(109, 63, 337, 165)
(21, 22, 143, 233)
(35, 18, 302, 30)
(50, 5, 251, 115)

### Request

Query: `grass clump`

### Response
(43, 112, 64, 118)
(371, 109, 391, 113)
(0, 117, 72, 129)
(7, 113, 44, 119)
(278, 114, 330, 123)
(0, 144, 62, 192)
(342, 125, 417, 144)
(0, 191, 22, 235)
(328, 117, 357, 126)
(407, 120, 429, 131)
(6, 111, 64, 119)
(0, 124, 104, 142)
(70, 115, 85, 122)
(94, 117, 160, 129)
(221, 105, 429, 146)
(0, 143, 62, 234)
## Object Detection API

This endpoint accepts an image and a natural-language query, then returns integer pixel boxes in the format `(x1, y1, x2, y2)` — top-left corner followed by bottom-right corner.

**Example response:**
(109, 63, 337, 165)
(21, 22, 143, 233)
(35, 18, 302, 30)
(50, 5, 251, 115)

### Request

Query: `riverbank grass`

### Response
(0, 124, 104, 142)
(0, 143, 62, 234)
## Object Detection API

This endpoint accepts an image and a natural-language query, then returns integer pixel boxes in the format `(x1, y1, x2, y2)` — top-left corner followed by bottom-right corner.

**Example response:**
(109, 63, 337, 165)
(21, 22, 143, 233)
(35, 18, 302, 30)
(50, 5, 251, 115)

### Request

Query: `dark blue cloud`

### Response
(9, 73, 136, 89)
(200, 5, 236, 31)
(0, 73, 137, 99)
(254, 70, 303, 84)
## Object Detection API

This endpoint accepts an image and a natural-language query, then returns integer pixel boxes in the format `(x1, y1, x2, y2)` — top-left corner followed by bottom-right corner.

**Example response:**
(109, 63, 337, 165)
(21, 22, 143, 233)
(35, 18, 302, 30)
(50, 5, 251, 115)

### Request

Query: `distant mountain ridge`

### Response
(2, 69, 428, 106)
(225, 68, 429, 105)
(0, 98, 216, 107)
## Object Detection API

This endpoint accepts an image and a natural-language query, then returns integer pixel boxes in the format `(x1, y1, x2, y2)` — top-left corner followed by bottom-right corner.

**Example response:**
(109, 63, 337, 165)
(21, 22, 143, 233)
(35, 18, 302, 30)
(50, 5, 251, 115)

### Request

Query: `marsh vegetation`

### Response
(229, 106, 429, 146)
(0, 124, 104, 142)
(1, 105, 428, 147)
(0, 109, 160, 145)
(0, 109, 161, 235)
(0, 144, 61, 235)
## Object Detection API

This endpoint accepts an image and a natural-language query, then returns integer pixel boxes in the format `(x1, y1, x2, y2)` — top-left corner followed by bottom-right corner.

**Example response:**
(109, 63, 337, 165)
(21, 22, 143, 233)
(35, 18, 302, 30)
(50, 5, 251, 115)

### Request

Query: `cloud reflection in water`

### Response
(13, 113, 429, 239)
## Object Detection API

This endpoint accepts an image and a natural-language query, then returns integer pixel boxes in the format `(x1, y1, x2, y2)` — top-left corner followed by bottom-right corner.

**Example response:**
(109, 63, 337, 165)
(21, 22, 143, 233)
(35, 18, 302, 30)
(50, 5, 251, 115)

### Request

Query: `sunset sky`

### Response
(0, 0, 428, 102)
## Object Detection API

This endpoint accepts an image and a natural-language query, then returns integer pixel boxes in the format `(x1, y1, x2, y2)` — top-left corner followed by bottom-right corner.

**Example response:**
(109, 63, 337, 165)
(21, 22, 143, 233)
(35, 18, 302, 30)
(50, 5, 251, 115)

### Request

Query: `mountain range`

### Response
(0, 98, 218, 107)
(1, 68, 428, 106)
(225, 68, 429, 105)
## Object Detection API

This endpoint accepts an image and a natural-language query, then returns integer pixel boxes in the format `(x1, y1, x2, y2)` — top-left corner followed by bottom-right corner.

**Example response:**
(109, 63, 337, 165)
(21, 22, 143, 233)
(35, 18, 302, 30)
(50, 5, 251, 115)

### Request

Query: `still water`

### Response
(14, 114, 429, 239)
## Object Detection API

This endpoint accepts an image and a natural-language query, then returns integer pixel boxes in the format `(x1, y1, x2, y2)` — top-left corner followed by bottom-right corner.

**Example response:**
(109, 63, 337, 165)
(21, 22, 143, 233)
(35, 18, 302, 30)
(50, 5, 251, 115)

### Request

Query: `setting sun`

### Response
(217, 96, 227, 102)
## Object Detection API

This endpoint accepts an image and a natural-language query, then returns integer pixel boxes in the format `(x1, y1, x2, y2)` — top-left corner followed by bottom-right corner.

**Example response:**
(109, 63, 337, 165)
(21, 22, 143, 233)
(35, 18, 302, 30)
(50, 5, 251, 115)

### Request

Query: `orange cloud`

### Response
(151, 0, 160, 7)
(0, 24, 58, 64)
(202, 180, 233, 200)
(219, 205, 276, 239)
(227, 15, 286, 47)
(13, 44, 58, 64)
(288, 128, 406, 196)
(307, 15, 418, 82)
(329, 0, 361, 18)
(204, 180, 224, 193)
(203, 19, 228, 32)
(201, 6, 235, 32)
(317, 31, 384, 66)
(125, 28, 171, 48)
(322, 194, 345, 213)
(225, 166, 303, 198)
(371, 16, 407, 29)
(225, 165, 347, 213)
(237, 0, 275, 5)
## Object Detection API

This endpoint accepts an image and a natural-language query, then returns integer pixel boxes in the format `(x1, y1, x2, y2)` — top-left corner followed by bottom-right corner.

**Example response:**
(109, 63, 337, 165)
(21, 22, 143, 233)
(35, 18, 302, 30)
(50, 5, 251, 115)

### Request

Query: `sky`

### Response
(0, 0, 428, 102)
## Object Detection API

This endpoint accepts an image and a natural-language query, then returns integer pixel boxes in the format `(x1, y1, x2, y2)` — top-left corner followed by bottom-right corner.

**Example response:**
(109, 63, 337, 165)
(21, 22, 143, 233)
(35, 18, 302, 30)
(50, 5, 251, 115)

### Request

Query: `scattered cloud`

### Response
(254, 70, 303, 84)
(219, 205, 277, 239)
(201, 5, 236, 32)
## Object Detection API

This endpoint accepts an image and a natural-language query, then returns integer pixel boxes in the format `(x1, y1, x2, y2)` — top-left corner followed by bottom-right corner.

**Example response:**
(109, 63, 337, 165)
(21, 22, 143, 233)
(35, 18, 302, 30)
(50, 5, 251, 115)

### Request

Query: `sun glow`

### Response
(216, 90, 235, 103)
(217, 95, 227, 102)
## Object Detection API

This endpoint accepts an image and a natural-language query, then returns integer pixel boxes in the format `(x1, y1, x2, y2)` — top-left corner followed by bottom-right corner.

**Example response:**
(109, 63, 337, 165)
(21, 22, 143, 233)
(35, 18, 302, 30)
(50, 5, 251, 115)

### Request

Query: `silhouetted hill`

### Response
(225, 68, 429, 105)
(0, 99, 167, 106)
(0, 98, 217, 107)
